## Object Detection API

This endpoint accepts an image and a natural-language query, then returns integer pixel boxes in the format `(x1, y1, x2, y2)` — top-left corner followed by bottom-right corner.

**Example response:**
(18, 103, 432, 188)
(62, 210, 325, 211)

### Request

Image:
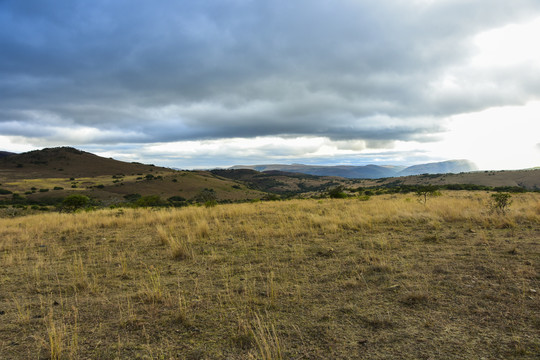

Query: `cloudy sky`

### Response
(1, 0, 539, 170)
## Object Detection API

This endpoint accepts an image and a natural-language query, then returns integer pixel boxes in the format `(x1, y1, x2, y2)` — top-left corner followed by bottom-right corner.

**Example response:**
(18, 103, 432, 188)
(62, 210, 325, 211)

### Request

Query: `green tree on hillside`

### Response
(193, 188, 218, 207)
(62, 194, 90, 211)
(328, 185, 347, 199)
(135, 195, 166, 207)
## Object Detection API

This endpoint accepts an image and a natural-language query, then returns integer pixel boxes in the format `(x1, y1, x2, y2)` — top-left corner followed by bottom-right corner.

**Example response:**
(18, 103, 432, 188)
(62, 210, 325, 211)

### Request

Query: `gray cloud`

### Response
(1, 0, 540, 147)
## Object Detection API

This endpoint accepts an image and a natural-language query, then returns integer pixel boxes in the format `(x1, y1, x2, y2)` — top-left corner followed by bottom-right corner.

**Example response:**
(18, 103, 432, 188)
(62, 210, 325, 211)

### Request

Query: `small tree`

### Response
(416, 185, 440, 205)
(193, 188, 217, 204)
(135, 195, 166, 207)
(328, 185, 347, 199)
(62, 194, 90, 211)
(490, 193, 512, 214)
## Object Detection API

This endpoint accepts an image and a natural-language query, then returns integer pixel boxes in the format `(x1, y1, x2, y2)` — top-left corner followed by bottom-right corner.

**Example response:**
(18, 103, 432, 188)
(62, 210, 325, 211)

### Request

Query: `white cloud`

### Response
(394, 101, 540, 170)
(472, 16, 540, 68)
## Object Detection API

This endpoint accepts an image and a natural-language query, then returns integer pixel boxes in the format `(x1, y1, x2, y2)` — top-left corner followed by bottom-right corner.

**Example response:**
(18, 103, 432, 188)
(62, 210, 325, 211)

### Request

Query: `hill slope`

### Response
(0, 147, 266, 204)
(355, 169, 540, 190)
(211, 169, 348, 195)
(0, 147, 170, 179)
(0, 151, 16, 158)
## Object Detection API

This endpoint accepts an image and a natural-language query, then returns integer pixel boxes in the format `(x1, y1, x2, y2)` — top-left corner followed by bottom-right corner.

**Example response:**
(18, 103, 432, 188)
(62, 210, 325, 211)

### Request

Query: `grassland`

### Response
(1, 192, 539, 359)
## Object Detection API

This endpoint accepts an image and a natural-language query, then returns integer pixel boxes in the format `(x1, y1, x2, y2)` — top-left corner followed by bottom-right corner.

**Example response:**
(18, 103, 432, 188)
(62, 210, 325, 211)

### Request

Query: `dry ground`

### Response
(0, 192, 539, 359)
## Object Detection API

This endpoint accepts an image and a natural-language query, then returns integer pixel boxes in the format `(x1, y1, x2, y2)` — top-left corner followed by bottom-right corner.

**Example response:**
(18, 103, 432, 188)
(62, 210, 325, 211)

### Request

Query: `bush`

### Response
(136, 195, 166, 207)
(328, 186, 347, 199)
(193, 188, 217, 203)
(62, 194, 90, 211)
(0, 188, 12, 195)
(123, 193, 142, 202)
(490, 193, 512, 214)
(53, 186, 64, 190)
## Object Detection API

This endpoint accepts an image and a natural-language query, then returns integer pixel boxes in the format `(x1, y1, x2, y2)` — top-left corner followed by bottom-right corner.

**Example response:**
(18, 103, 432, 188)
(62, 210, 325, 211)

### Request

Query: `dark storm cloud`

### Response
(1, 0, 540, 145)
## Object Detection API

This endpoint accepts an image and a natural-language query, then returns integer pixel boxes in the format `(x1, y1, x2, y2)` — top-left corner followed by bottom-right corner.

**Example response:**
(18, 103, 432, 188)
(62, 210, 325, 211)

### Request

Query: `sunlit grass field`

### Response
(1, 192, 539, 359)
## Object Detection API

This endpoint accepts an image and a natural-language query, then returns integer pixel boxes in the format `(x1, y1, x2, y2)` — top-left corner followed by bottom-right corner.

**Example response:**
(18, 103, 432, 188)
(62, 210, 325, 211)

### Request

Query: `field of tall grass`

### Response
(1, 191, 539, 359)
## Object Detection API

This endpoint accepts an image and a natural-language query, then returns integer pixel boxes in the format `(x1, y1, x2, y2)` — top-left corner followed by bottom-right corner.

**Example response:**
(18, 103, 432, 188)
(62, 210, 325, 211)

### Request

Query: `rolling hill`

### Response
(354, 169, 540, 191)
(0, 147, 265, 205)
(1, 147, 538, 209)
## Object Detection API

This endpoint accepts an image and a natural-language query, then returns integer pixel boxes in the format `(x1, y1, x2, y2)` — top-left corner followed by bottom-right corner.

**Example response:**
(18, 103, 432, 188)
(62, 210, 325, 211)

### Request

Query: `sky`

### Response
(1, 0, 539, 170)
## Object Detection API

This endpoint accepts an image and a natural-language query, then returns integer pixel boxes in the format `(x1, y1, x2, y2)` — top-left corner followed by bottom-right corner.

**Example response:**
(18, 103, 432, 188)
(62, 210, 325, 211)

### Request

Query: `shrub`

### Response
(136, 195, 166, 207)
(39, 188, 49, 193)
(328, 186, 347, 199)
(53, 187, 64, 190)
(123, 193, 142, 202)
(62, 194, 90, 211)
(0, 188, 12, 195)
(193, 188, 217, 204)
(490, 193, 512, 214)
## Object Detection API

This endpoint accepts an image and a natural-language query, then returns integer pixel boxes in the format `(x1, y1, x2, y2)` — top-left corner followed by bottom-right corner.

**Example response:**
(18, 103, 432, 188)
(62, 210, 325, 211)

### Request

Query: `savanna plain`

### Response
(1, 192, 539, 359)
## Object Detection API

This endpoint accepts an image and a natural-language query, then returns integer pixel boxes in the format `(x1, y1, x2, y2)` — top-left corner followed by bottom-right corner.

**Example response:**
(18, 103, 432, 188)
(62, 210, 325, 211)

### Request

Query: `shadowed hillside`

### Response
(0, 151, 16, 158)
(0, 147, 170, 179)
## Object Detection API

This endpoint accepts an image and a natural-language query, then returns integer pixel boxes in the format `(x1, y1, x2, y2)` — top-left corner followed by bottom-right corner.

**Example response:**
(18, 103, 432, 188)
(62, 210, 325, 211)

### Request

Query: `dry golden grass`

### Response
(0, 191, 539, 359)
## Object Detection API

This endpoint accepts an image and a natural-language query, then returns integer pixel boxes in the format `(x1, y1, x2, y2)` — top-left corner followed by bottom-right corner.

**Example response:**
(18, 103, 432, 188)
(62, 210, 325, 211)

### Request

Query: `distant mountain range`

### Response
(231, 160, 478, 179)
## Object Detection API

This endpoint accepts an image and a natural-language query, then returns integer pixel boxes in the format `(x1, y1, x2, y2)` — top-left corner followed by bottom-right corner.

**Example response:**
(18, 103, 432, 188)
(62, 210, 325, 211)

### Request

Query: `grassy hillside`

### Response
(1, 192, 539, 359)
(356, 169, 540, 191)
(0, 148, 266, 205)
(0, 147, 172, 179)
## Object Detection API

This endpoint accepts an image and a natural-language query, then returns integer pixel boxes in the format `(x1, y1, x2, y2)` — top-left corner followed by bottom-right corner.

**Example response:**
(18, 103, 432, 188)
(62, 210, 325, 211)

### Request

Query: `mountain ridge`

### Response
(231, 159, 478, 179)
